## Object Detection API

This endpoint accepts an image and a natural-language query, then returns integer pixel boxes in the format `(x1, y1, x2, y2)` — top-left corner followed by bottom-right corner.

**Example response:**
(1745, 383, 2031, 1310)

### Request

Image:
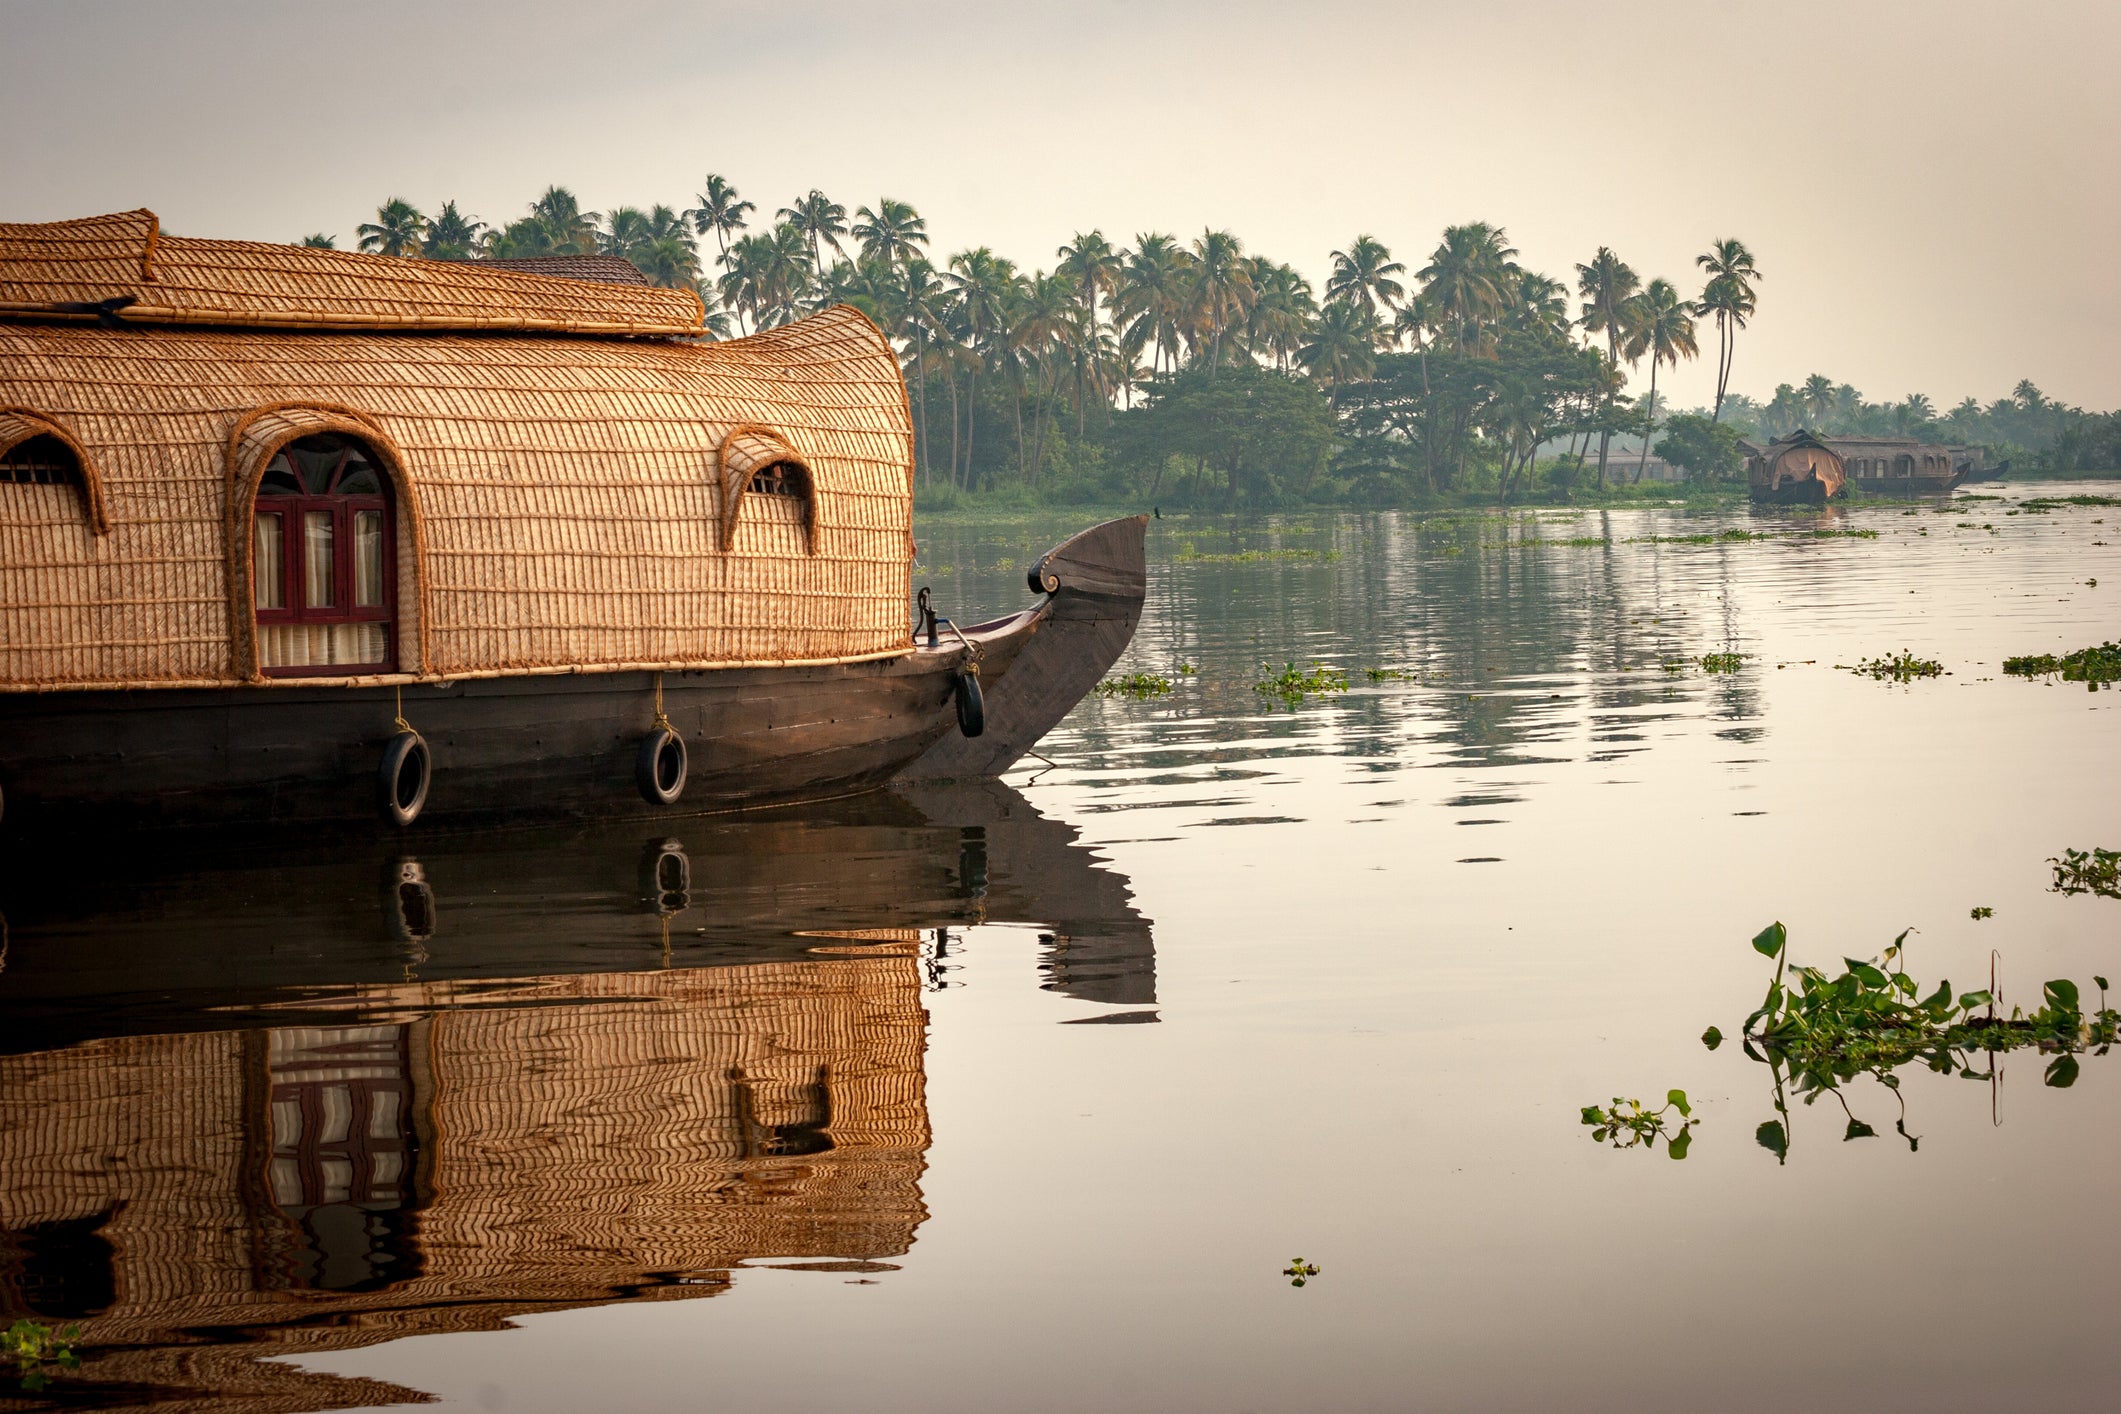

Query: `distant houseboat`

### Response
(1818, 435, 1968, 495)
(1744, 429, 1847, 504)
(0, 210, 1144, 832)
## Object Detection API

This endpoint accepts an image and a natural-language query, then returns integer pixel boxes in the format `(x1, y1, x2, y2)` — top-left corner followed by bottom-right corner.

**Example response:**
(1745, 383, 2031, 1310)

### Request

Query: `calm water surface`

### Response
(2, 483, 2118, 1412)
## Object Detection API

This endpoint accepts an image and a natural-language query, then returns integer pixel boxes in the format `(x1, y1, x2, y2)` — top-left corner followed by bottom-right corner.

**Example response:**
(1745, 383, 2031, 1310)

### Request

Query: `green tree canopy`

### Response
(1109, 363, 1339, 507)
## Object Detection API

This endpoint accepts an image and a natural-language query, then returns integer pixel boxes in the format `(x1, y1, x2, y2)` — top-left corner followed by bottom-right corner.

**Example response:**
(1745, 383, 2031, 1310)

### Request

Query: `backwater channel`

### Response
(2, 481, 2118, 1412)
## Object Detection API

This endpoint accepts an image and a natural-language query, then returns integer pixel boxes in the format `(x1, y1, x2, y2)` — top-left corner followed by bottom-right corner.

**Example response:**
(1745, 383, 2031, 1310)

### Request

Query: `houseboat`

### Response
(1744, 429, 1847, 504)
(1819, 434, 1967, 495)
(0, 210, 1144, 832)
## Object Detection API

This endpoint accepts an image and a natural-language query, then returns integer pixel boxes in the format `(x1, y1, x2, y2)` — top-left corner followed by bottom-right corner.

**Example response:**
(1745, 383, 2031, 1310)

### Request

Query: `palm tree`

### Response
(1055, 232, 1123, 420)
(356, 199, 427, 258)
(1010, 271, 1078, 483)
(1299, 299, 1377, 406)
(776, 190, 849, 289)
(1112, 234, 1189, 376)
(636, 232, 703, 291)
(300, 234, 337, 249)
(852, 199, 929, 272)
(528, 187, 599, 254)
(1187, 229, 1254, 371)
(943, 248, 1018, 488)
(599, 206, 656, 261)
(718, 224, 813, 333)
(899, 258, 947, 479)
(1800, 373, 1836, 427)
(1695, 238, 1760, 422)
(695, 283, 735, 341)
(1244, 261, 1316, 373)
(685, 175, 754, 266)
(421, 201, 485, 260)
(1420, 224, 1517, 353)
(1325, 235, 1406, 328)
(1510, 271, 1571, 340)
(1619, 278, 1699, 481)
(1575, 246, 1640, 487)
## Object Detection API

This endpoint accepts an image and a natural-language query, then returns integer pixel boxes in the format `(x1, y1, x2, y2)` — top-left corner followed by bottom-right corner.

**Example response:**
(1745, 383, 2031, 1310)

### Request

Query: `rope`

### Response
(652, 671, 673, 733)
(393, 682, 414, 736)
(939, 617, 983, 673)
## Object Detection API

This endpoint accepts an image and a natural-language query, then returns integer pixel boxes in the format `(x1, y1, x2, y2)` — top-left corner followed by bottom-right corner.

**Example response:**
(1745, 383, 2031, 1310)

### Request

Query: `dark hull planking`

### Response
(0, 516, 1148, 834)
(1749, 479, 1832, 506)
(1850, 473, 1967, 496)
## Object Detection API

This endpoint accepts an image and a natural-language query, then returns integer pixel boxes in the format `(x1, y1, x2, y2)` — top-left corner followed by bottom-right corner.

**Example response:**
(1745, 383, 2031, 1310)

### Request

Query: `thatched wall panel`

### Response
(0, 306, 915, 690)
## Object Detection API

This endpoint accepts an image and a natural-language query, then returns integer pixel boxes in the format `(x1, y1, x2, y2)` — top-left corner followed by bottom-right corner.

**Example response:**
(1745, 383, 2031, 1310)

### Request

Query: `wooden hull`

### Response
(1749, 478, 1832, 506)
(1852, 473, 1965, 496)
(0, 778, 1155, 1054)
(0, 516, 1147, 834)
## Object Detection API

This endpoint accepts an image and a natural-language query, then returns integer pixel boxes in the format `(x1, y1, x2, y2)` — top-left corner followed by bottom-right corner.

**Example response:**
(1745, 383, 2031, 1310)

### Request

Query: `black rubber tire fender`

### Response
(379, 730, 432, 827)
(636, 726, 688, 806)
(953, 669, 985, 738)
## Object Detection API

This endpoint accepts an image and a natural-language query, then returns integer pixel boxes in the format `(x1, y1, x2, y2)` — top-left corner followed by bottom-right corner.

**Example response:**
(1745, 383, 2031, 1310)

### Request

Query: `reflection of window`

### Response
(259, 1025, 423, 1293)
(0, 433, 81, 488)
(253, 434, 393, 675)
(733, 1064, 835, 1158)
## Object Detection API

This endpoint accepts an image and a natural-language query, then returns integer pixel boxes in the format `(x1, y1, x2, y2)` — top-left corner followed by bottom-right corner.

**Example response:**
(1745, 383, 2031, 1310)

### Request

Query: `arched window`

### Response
(252, 433, 395, 674)
(716, 426, 818, 554)
(749, 458, 810, 501)
(0, 434, 80, 489)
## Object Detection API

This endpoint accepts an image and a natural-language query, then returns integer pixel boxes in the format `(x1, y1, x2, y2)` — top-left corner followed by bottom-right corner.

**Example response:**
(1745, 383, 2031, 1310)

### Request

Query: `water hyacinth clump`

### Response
(1738, 922, 2119, 1163)
(1844, 651, 1945, 682)
(5, 1320, 81, 1394)
(2002, 642, 2121, 689)
(1742, 921, 2116, 1074)
(1253, 664, 1348, 709)
(1174, 546, 1339, 565)
(2049, 847, 2120, 900)
(1095, 673, 1174, 699)
(1580, 1091, 1694, 1159)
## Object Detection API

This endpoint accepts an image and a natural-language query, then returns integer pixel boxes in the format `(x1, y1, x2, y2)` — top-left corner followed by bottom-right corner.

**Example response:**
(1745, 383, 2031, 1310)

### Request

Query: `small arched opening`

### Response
(250, 433, 398, 675)
(717, 425, 819, 555)
(0, 412, 108, 535)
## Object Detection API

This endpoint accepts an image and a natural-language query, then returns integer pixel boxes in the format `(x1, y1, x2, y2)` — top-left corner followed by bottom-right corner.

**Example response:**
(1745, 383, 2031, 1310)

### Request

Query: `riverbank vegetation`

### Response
(316, 183, 2121, 506)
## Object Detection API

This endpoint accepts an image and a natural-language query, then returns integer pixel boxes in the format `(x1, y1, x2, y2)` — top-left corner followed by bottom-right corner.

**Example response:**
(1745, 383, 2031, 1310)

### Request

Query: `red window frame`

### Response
(253, 440, 396, 677)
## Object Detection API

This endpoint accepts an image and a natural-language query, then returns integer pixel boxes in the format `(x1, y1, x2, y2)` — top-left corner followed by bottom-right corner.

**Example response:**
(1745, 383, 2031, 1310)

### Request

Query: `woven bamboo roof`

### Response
(475, 253, 653, 286)
(0, 209, 702, 335)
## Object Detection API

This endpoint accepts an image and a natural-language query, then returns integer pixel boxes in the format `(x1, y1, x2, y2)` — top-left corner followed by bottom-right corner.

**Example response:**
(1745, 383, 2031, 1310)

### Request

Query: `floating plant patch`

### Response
(2049, 847, 2120, 900)
(2002, 642, 2121, 690)
(1253, 663, 1349, 709)
(1580, 1091, 1693, 1159)
(1095, 673, 1174, 699)
(1843, 651, 1945, 682)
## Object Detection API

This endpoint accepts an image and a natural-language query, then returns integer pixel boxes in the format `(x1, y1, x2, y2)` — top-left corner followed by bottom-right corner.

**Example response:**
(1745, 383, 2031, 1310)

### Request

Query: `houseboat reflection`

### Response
(0, 782, 1151, 1410)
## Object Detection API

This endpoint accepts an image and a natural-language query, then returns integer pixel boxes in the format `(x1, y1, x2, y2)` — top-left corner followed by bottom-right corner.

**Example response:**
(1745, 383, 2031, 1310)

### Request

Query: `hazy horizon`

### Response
(4, 0, 2116, 411)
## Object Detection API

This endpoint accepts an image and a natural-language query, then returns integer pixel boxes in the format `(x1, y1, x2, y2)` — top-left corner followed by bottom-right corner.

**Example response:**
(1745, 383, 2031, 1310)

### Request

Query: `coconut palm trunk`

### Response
(1635, 361, 1658, 483)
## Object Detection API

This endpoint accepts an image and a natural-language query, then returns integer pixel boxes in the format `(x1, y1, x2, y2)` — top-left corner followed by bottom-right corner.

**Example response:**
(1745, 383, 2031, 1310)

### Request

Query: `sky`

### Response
(4, 0, 2117, 411)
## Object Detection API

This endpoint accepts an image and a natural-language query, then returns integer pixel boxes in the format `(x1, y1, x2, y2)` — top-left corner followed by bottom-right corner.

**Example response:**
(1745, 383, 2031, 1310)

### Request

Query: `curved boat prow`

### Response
(899, 515, 1147, 781)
